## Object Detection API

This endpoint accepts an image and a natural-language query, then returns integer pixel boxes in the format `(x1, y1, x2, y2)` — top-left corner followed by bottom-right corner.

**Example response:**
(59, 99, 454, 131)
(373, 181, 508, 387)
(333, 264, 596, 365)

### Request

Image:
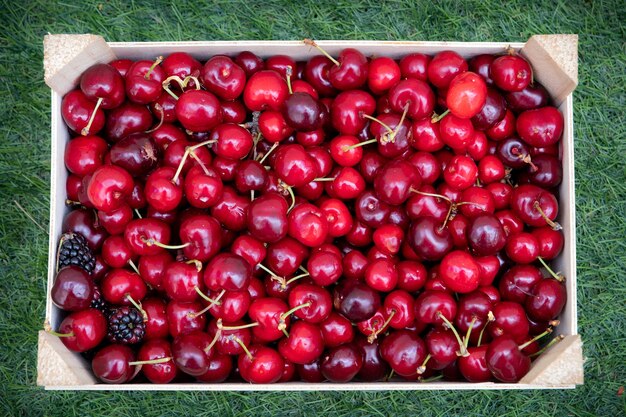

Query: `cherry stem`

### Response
(134, 209, 143, 219)
(186, 259, 203, 272)
(258, 142, 279, 164)
(144, 56, 163, 80)
(189, 152, 211, 176)
(141, 236, 191, 250)
(437, 312, 469, 357)
(258, 264, 280, 279)
(533, 201, 562, 231)
(537, 257, 565, 282)
(417, 354, 431, 375)
(313, 177, 336, 182)
(44, 322, 74, 338)
(250, 190, 255, 202)
(128, 357, 172, 366)
(515, 152, 538, 172)
(362, 114, 394, 134)
(284, 272, 310, 287)
(193, 287, 224, 310)
(431, 109, 450, 123)
(172, 139, 218, 184)
(463, 316, 478, 348)
(81, 97, 103, 136)
(184, 75, 201, 91)
(367, 309, 396, 343)
(125, 294, 148, 322)
(519, 328, 553, 351)
(385, 369, 395, 382)
(529, 334, 564, 358)
(206, 329, 221, 353)
(127, 259, 140, 275)
(145, 103, 165, 133)
(219, 320, 259, 331)
(303, 38, 340, 66)
(345, 138, 378, 151)
(232, 335, 254, 360)
(386, 103, 410, 143)
(280, 302, 312, 321)
(478, 311, 495, 347)
(286, 67, 293, 95)
(409, 188, 452, 204)
(278, 180, 296, 213)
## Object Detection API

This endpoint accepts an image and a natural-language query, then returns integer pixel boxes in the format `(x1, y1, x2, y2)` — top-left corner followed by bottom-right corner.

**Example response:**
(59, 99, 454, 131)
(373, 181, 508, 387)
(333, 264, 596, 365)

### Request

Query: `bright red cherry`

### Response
(244, 70, 289, 111)
(49, 308, 107, 352)
(446, 72, 487, 119)
(490, 54, 532, 92)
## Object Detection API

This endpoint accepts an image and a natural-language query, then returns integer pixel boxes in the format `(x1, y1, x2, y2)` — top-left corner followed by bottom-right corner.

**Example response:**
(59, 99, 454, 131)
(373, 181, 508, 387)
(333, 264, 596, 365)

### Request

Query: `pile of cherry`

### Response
(51, 40, 568, 385)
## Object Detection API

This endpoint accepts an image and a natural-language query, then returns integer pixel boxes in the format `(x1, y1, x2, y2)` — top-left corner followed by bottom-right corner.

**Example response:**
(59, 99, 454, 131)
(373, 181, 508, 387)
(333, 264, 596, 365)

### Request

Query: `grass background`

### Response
(0, 0, 624, 415)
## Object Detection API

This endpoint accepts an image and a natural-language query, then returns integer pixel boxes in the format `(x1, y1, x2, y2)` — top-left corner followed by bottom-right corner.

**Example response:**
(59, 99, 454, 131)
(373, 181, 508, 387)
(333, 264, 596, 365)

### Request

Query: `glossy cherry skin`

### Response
(505, 83, 549, 113)
(87, 165, 133, 212)
(196, 353, 233, 383)
(471, 88, 507, 130)
(438, 250, 481, 294)
(525, 278, 567, 322)
(97, 204, 133, 236)
(234, 160, 267, 193)
(407, 216, 453, 261)
(282, 92, 323, 131)
(238, 345, 284, 384)
(235, 50, 264, 77)
(380, 329, 427, 377)
(486, 109, 516, 141)
(210, 123, 254, 160)
(368, 56, 401, 94)
(468, 54, 495, 85)
(80, 63, 125, 109)
(142, 297, 170, 340)
(320, 312, 354, 347)
(200, 55, 246, 100)
(166, 300, 207, 338)
(523, 154, 562, 188)
(505, 232, 540, 264)
(288, 283, 332, 323)
(516, 107, 564, 147)
(488, 301, 530, 343)
(331, 90, 376, 135)
(388, 78, 435, 120)
(162, 261, 202, 302)
(383, 290, 415, 329)
(468, 214, 507, 256)
(427, 51, 468, 89)
(425, 327, 459, 369)
(278, 321, 324, 365)
(206, 290, 251, 322)
(123, 218, 171, 256)
(109, 133, 159, 177)
(61, 90, 106, 135)
(374, 159, 421, 205)
(104, 102, 153, 143)
(246, 192, 288, 243)
(396, 260, 427, 292)
(51, 266, 94, 311)
(92, 344, 137, 384)
(211, 186, 249, 231)
(335, 281, 381, 322)
(354, 336, 390, 382)
(454, 290, 493, 345)
(137, 338, 177, 384)
(458, 345, 491, 382)
(486, 335, 531, 382)
(244, 70, 289, 111)
(499, 265, 543, 304)
(490, 54, 532, 92)
(532, 226, 564, 260)
(355, 190, 391, 228)
(101, 269, 147, 305)
(175, 90, 223, 132)
(185, 165, 224, 209)
(62, 208, 108, 251)
(320, 344, 363, 383)
(64, 135, 108, 177)
(179, 214, 222, 262)
(308, 249, 342, 287)
(248, 297, 289, 342)
(101, 235, 135, 268)
(273, 144, 318, 187)
(446, 72, 487, 119)
(55, 308, 107, 352)
(364, 259, 398, 293)
(288, 203, 329, 248)
(414, 290, 457, 326)
(399, 53, 430, 81)
(172, 331, 214, 376)
(204, 253, 251, 292)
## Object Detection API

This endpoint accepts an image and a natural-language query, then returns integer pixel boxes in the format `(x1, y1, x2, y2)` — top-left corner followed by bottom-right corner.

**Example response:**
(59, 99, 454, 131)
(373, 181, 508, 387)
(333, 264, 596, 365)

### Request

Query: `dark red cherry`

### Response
(61, 90, 105, 136)
(488, 301, 530, 343)
(468, 214, 507, 256)
(486, 335, 531, 382)
(471, 88, 507, 130)
(321, 344, 363, 383)
(413, 290, 457, 326)
(388, 78, 435, 120)
(92, 344, 137, 383)
(408, 216, 453, 261)
(80, 63, 125, 109)
(109, 133, 159, 177)
(427, 51, 468, 89)
(505, 83, 550, 113)
(516, 107, 564, 147)
(336, 281, 381, 322)
(374, 159, 421, 205)
(525, 278, 567, 322)
(282, 92, 322, 131)
(468, 54, 495, 86)
(175, 90, 223, 132)
(172, 331, 214, 376)
(166, 300, 207, 338)
(137, 338, 177, 384)
(104, 102, 153, 143)
(179, 214, 222, 262)
(490, 54, 532, 92)
(458, 345, 491, 382)
(246, 192, 288, 243)
(51, 266, 94, 311)
(380, 329, 426, 377)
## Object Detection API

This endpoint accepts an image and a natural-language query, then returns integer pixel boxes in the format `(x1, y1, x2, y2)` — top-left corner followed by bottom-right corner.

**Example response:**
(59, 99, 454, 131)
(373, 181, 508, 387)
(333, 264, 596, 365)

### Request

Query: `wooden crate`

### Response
(39, 35, 583, 390)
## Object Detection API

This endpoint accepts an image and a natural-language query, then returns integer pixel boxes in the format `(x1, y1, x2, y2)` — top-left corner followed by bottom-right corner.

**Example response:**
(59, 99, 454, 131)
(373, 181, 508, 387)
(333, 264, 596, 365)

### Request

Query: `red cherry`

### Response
(143, 297, 170, 339)
(137, 339, 177, 384)
(320, 312, 354, 347)
(368, 56, 401, 94)
(239, 345, 284, 384)
(505, 232, 540, 264)
(414, 290, 457, 326)
(172, 331, 214, 376)
(516, 107, 564, 147)
(374, 159, 421, 205)
(525, 278, 567, 322)
(443, 155, 478, 190)
(64, 135, 109, 177)
(105, 102, 153, 143)
(101, 269, 147, 305)
(458, 345, 491, 382)
(200, 56, 246, 100)
(61, 90, 105, 136)
(490, 54, 532, 92)
(86, 165, 133, 212)
(388, 79, 435, 120)
(246, 192, 288, 243)
(51, 266, 94, 311)
(166, 300, 207, 338)
(439, 250, 481, 294)
(278, 321, 324, 364)
(50, 308, 107, 352)
(244, 70, 289, 111)
(427, 51, 468, 89)
(488, 301, 530, 343)
(330, 90, 376, 135)
(446, 72, 487, 119)
(486, 335, 531, 382)
(92, 344, 137, 383)
(175, 90, 223, 132)
(380, 329, 426, 377)
(179, 214, 222, 262)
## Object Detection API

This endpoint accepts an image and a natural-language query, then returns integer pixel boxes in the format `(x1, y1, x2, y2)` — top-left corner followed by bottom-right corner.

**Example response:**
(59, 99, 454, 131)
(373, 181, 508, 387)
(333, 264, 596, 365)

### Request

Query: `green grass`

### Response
(0, 0, 624, 415)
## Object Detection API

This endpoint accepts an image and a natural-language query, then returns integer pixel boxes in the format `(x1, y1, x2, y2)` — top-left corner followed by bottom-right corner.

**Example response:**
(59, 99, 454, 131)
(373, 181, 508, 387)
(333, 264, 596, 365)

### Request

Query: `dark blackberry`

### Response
(90, 285, 109, 315)
(107, 306, 146, 344)
(57, 232, 96, 273)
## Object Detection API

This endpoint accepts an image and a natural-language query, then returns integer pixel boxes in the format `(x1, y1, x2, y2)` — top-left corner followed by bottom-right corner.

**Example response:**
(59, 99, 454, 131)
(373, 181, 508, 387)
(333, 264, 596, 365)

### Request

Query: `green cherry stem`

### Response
(537, 257, 565, 282)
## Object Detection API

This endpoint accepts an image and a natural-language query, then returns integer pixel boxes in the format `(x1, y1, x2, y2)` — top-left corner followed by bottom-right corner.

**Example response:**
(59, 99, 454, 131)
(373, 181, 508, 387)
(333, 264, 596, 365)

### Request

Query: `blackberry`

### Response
(90, 285, 109, 315)
(107, 306, 146, 344)
(57, 232, 96, 273)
